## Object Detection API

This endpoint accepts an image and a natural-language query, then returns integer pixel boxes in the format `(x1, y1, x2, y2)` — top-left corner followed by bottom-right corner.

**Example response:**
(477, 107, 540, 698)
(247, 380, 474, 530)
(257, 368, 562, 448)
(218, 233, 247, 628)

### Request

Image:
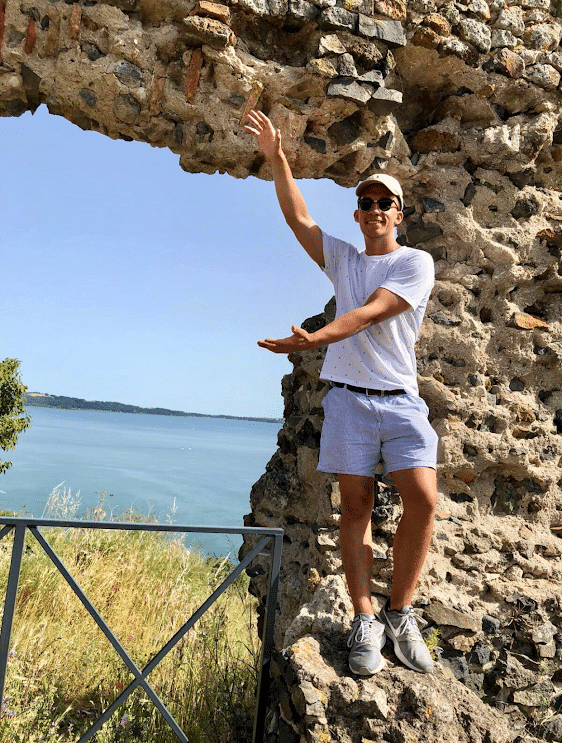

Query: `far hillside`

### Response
(26, 393, 281, 424)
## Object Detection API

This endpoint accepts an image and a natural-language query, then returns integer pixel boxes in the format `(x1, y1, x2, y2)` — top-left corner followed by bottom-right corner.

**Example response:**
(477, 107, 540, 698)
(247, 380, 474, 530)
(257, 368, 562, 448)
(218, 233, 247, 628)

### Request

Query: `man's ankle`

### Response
(389, 597, 412, 611)
(354, 604, 375, 616)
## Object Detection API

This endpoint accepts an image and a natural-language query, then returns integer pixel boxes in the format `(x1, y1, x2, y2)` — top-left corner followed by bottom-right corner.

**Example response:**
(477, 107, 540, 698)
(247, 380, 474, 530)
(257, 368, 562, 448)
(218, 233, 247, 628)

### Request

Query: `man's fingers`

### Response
(244, 113, 265, 135)
(247, 109, 276, 134)
(257, 340, 285, 354)
(291, 325, 310, 341)
(245, 112, 261, 127)
(251, 109, 268, 123)
(246, 110, 267, 128)
(244, 117, 261, 133)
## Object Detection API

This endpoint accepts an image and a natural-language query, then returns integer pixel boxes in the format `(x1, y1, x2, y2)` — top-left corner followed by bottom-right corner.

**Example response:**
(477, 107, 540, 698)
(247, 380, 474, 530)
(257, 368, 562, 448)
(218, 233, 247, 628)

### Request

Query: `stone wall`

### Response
(247, 298, 562, 742)
(2, 0, 561, 740)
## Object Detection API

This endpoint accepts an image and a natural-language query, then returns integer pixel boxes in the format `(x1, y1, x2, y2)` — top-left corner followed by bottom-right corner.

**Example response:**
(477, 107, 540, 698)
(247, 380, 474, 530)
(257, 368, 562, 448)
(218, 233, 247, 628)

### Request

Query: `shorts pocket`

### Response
(407, 394, 429, 417)
(322, 386, 334, 413)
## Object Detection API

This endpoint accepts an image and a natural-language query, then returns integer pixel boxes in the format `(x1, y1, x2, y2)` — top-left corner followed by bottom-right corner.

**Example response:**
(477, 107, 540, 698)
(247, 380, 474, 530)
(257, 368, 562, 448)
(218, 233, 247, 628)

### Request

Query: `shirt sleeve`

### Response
(380, 249, 435, 310)
(321, 231, 354, 284)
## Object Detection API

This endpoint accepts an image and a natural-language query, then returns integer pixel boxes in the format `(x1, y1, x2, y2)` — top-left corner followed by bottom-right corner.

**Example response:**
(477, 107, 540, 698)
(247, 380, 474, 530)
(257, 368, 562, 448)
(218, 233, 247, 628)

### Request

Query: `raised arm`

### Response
(258, 287, 410, 353)
(244, 110, 324, 267)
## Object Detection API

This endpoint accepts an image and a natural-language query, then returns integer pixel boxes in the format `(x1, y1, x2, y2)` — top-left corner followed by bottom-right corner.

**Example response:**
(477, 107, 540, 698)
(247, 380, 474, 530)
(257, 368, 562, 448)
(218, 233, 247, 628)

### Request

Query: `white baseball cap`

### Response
(355, 174, 403, 210)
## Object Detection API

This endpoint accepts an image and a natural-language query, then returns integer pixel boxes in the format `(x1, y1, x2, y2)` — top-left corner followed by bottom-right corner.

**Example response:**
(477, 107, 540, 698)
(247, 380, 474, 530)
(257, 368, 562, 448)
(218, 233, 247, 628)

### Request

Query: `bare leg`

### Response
(389, 467, 438, 610)
(338, 473, 375, 616)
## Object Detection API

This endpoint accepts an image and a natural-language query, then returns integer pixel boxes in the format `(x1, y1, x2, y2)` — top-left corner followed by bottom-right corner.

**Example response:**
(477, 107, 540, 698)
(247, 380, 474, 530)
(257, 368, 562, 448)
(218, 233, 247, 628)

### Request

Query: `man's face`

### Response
(354, 183, 403, 239)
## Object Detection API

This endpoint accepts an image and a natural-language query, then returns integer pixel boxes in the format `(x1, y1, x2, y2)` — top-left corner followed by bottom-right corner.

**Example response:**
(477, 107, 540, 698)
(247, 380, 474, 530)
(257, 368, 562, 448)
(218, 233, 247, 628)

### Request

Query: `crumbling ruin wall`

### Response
(2, 0, 562, 741)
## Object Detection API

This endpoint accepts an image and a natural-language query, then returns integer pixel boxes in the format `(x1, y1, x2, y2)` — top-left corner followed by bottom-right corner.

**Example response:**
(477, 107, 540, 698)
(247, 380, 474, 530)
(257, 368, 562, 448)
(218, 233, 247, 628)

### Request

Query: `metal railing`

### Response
(0, 517, 283, 743)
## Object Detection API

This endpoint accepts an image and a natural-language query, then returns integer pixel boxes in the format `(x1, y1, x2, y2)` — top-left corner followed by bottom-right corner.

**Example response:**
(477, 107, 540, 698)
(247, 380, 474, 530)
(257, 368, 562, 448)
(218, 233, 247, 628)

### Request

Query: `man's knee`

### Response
(341, 501, 373, 525)
(339, 474, 375, 524)
(411, 487, 437, 516)
(392, 468, 438, 518)
(402, 486, 438, 521)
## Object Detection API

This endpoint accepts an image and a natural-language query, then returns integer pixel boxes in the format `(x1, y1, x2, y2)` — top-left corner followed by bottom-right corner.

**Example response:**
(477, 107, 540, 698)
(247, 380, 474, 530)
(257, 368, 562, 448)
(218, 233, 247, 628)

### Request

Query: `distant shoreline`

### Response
(26, 392, 282, 424)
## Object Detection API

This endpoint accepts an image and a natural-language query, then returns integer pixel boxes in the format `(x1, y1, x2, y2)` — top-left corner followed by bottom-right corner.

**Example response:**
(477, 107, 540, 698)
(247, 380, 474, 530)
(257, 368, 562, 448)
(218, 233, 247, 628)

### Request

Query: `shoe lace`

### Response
(393, 608, 428, 643)
(347, 616, 378, 648)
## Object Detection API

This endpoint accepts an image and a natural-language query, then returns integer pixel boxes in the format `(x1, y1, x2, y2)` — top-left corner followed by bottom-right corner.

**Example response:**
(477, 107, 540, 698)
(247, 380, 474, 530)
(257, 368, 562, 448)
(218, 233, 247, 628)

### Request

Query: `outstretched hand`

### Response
(258, 325, 316, 354)
(243, 110, 282, 161)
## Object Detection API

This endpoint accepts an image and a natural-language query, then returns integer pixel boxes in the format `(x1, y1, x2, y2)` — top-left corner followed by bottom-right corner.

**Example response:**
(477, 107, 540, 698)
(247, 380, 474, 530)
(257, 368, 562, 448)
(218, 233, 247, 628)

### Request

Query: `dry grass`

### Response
(0, 487, 259, 742)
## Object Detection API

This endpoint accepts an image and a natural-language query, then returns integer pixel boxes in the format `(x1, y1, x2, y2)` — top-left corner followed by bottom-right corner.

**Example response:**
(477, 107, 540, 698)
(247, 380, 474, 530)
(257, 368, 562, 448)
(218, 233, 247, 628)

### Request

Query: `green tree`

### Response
(0, 358, 31, 474)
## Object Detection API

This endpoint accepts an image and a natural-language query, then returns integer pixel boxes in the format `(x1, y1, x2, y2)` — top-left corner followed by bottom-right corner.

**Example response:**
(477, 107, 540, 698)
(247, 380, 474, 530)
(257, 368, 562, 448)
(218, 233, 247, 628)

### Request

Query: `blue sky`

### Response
(2, 106, 366, 418)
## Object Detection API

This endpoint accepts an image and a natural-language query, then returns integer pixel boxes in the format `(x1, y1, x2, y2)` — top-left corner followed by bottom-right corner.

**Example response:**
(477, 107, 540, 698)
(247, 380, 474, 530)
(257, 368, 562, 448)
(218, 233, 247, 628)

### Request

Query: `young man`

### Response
(244, 109, 438, 675)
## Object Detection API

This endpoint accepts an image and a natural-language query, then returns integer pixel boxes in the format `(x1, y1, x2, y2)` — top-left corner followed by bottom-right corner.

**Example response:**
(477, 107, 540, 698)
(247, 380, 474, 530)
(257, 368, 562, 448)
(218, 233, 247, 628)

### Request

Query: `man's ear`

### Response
(354, 209, 360, 223)
(395, 210, 404, 226)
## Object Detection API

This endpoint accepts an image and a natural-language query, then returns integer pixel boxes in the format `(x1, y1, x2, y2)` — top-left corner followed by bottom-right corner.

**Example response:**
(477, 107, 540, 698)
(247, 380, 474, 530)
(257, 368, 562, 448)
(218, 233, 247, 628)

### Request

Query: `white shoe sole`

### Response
(349, 655, 386, 676)
(384, 627, 434, 673)
(349, 634, 387, 676)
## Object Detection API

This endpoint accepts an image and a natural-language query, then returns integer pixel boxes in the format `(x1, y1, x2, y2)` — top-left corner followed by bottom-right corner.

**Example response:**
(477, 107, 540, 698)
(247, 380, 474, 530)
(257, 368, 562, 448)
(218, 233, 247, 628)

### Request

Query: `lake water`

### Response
(0, 407, 281, 557)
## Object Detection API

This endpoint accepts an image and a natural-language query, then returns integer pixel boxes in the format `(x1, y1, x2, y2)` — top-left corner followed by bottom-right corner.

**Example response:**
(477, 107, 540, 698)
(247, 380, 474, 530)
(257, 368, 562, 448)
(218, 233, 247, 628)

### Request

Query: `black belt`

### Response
(331, 381, 406, 397)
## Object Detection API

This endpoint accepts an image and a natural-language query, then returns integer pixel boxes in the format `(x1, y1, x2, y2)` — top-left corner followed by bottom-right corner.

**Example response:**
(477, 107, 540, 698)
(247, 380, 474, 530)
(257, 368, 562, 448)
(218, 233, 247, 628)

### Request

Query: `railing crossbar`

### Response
(0, 516, 282, 535)
(0, 518, 282, 743)
(0, 525, 14, 542)
(81, 534, 271, 743)
(142, 534, 271, 678)
(30, 526, 189, 743)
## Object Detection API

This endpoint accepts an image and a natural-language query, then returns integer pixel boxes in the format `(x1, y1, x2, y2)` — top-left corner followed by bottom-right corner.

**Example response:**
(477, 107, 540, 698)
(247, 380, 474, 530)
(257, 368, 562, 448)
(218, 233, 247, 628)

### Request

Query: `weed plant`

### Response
(0, 487, 259, 742)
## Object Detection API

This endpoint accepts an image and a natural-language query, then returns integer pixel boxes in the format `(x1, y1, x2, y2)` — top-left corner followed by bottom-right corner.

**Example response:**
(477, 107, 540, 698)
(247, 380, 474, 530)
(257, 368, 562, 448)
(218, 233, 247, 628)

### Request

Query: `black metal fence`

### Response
(0, 517, 283, 742)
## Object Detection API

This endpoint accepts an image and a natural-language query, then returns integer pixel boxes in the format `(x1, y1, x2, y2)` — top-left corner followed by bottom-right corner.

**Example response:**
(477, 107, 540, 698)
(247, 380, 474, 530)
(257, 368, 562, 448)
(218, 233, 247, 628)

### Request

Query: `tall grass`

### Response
(0, 487, 259, 742)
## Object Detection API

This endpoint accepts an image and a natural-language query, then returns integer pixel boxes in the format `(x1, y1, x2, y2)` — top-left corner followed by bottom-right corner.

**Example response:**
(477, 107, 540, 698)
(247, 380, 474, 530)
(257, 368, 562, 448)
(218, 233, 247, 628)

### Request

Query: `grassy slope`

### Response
(0, 492, 259, 742)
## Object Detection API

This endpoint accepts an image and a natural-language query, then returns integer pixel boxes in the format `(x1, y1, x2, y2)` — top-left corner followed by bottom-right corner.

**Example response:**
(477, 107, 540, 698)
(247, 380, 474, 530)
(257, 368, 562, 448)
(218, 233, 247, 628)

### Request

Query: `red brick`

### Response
(69, 3, 81, 40)
(184, 48, 203, 104)
(0, 2, 5, 64)
(511, 313, 548, 330)
(190, 1, 231, 24)
(0, 0, 6, 64)
(239, 81, 264, 126)
(24, 17, 36, 54)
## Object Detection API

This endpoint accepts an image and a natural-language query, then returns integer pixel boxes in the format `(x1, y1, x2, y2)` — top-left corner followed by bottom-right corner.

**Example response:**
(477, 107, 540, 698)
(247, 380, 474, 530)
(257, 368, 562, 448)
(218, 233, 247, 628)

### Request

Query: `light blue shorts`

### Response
(317, 386, 438, 480)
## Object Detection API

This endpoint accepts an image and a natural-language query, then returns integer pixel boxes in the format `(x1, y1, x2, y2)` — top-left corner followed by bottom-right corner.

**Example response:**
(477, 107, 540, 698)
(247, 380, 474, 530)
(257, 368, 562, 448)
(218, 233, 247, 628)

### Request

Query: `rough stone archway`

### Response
(3, 1, 562, 741)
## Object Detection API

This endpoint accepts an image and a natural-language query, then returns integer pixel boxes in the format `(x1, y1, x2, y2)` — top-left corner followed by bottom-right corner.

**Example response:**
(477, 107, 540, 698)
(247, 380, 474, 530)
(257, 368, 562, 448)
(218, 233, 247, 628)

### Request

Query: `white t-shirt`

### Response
(320, 231, 434, 396)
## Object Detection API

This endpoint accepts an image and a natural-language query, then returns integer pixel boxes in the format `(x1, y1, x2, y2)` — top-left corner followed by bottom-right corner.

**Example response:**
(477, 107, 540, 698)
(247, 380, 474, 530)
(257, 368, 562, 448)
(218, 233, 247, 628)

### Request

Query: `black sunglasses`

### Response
(358, 196, 399, 212)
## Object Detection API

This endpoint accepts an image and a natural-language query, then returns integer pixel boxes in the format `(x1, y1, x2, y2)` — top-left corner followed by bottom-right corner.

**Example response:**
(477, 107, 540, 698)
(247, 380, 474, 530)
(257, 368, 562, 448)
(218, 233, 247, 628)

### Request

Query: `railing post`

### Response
(253, 532, 283, 743)
(0, 525, 26, 704)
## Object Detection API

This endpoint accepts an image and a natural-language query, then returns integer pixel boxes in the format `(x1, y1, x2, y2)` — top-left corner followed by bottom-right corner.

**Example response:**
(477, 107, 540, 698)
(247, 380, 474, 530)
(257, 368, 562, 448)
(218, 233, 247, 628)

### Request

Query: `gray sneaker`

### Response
(379, 600, 434, 673)
(347, 613, 386, 676)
